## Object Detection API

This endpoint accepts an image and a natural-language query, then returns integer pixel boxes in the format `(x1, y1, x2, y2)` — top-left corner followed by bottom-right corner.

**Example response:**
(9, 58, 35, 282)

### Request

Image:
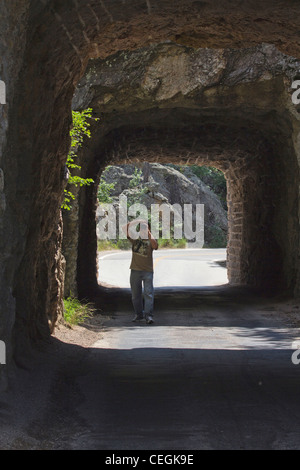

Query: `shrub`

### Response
(129, 167, 143, 188)
(158, 238, 187, 248)
(116, 238, 131, 250)
(97, 240, 118, 251)
(189, 165, 227, 210)
(204, 226, 227, 248)
(97, 177, 116, 203)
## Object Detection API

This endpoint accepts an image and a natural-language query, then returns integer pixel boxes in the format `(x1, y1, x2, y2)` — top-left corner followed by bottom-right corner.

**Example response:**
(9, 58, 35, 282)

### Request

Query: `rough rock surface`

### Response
(73, 42, 300, 113)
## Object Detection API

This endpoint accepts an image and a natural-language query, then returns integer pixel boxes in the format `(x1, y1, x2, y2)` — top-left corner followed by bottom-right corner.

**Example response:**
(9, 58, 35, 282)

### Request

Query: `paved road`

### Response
(75, 293, 300, 450)
(3, 286, 300, 450)
(98, 248, 228, 287)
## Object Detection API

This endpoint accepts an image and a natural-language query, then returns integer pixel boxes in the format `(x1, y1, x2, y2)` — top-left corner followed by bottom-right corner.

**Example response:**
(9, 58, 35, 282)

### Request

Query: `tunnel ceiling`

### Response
(71, 42, 300, 169)
(31, 0, 300, 67)
(73, 42, 300, 114)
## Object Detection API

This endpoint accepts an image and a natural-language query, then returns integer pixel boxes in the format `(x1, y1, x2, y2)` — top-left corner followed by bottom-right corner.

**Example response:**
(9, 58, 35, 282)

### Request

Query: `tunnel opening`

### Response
(95, 162, 228, 289)
(71, 114, 297, 305)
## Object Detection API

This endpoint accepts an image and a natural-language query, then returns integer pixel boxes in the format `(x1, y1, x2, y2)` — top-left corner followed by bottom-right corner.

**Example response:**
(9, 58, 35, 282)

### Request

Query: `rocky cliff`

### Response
(96, 163, 228, 247)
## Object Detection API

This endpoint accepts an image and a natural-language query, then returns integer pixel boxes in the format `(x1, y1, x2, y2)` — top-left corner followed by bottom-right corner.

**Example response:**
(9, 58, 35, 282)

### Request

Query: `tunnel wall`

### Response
(1, 0, 300, 382)
(74, 120, 299, 299)
(0, 0, 31, 386)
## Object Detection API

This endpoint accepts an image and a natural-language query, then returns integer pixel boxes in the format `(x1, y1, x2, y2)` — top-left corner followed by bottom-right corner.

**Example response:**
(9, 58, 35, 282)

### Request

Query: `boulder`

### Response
(97, 163, 227, 247)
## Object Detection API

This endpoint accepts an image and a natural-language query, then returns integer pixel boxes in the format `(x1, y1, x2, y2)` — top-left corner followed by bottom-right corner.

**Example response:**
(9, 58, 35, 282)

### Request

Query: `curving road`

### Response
(98, 248, 228, 288)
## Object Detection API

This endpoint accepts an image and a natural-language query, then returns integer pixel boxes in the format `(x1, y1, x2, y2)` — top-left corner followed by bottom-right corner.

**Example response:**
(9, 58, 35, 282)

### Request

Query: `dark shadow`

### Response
(210, 259, 227, 268)
(91, 283, 283, 318)
(76, 347, 300, 450)
(3, 285, 300, 450)
(4, 335, 300, 450)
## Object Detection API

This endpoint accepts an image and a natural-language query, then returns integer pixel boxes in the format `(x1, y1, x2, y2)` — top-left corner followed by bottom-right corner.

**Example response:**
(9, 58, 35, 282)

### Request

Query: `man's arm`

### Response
(148, 229, 158, 250)
(122, 221, 131, 239)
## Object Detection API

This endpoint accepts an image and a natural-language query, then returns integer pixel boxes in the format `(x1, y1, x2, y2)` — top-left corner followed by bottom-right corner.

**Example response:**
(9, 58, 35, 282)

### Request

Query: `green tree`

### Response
(97, 177, 116, 203)
(62, 108, 98, 210)
(97, 166, 116, 203)
(127, 167, 147, 209)
(190, 165, 227, 210)
(129, 167, 143, 188)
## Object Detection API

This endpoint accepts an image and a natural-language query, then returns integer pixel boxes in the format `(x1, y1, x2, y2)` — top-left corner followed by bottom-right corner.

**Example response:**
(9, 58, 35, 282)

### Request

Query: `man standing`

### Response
(123, 219, 158, 324)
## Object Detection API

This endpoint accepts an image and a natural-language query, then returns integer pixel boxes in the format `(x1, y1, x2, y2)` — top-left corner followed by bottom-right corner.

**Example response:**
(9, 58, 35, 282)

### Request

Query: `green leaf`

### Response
(62, 108, 98, 210)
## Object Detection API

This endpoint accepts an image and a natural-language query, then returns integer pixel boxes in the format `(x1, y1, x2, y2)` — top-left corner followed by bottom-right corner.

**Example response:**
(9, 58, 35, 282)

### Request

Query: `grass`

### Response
(98, 238, 187, 251)
(97, 239, 131, 251)
(98, 235, 227, 250)
(97, 240, 118, 251)
(157, 238, 187, 248)
(63, 297, 96, 326)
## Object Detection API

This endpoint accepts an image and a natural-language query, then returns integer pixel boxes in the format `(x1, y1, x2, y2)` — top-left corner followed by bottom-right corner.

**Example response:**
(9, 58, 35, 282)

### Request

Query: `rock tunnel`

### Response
(1, 0, 300, 382)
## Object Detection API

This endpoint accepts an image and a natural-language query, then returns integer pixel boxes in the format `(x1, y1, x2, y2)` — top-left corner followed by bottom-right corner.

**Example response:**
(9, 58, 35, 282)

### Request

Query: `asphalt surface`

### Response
(2, 285, 300, 450)
(76, 291, 300, 450)
(98, 248, 228, 287)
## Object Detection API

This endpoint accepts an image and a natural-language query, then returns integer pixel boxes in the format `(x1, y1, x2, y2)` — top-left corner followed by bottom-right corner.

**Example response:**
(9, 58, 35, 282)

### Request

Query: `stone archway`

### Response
(1, 0, 300, 374)
(71, 122, 290, 298)
(63, 43, 300, 307)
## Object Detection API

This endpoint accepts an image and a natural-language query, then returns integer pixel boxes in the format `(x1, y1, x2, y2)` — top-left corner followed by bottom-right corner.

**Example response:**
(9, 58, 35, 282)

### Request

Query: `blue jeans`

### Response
(130, 270, 154, 317)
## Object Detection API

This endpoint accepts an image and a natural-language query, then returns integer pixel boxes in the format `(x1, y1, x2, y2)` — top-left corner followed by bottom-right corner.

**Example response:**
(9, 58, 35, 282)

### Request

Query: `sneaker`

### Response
(146, 316, 154, 324)
(132, 314, 144, 322)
